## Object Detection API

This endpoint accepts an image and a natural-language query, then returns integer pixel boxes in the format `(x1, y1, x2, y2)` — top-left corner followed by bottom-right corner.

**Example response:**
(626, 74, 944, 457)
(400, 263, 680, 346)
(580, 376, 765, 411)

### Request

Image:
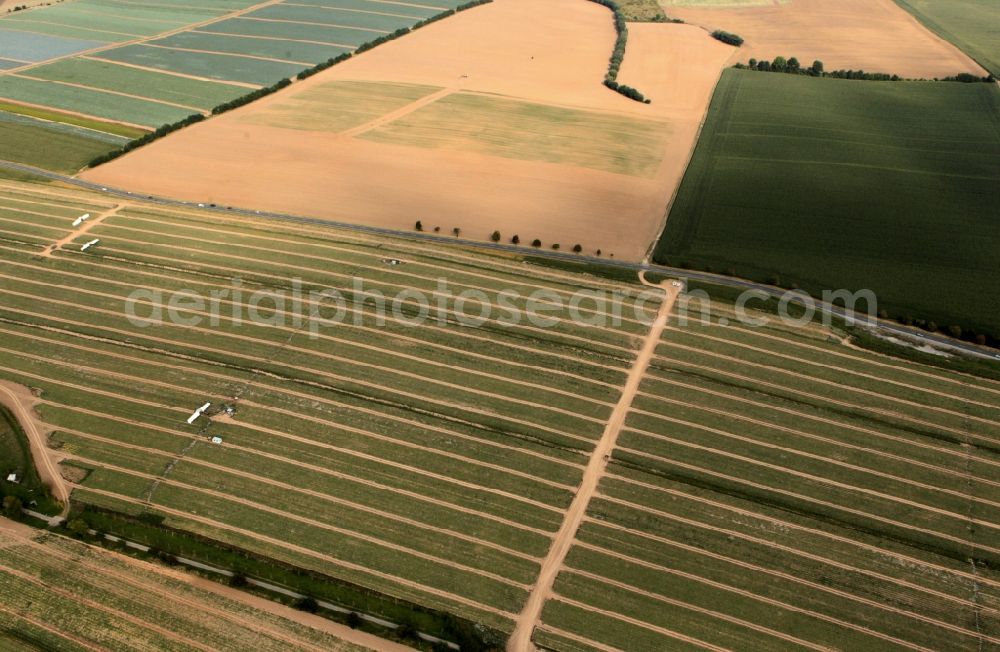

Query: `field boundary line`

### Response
(628, 401, 1000, 486)
(582, 518, 994, 618)
(139, 42, 312, 65)
(1, 191, 116, 212)
(532, 625, 621, 652)
(563, 568, 829, 651)
(637, 373, 1000, 469)
(235, 15, 388, 34)
(624, 417, 1000, 506)
(77, 55, 263, 88)
(617, 443, 1000, 534)
(0, 282, 606, 443)
(607, 450, 1000, 557)
(645, 361, 986, 443)
(674, 315, 1000, 398)
(66, 455, 532, 589)
(0, 318, 587, 470)
(340, 85, 457, 138)
(11, 74, 209, 113)
(0, 240, 627, 384)
(189, 28, 356, 48)
(0, 96, 150, 130)
(89, 226, 648, 339)
(604, 474, 1000, 590)
(281, 2, 427, 19)
(0, 341, 574, 514)
(55, 425, 543, 562)
(668, 325, 1000, 409)
(507, 284, 680, 652)
(657, 342, 998, 426)
(548, 594, 726, 652)
(102, 212, 648, 324)
(69, 483, 520, 621)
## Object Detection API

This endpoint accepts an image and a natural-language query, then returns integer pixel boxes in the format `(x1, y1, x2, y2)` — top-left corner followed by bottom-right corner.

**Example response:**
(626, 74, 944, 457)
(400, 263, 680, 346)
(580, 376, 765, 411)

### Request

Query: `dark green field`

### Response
(654, 69, 1000, 340)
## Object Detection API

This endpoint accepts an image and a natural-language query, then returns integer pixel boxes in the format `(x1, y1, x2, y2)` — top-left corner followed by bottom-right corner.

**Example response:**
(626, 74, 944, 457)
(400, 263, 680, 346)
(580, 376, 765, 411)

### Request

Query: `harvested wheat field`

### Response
(83, 0, 735, 261)
(664, 0, 987, 79)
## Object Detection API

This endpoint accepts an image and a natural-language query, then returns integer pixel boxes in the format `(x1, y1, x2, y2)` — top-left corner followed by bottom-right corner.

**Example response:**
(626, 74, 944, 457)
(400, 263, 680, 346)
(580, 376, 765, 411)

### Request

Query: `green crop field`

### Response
(654, 69, 1000, 340)
(362, 91, 673, 177)
(0, 528, 367, 651)
(894, 0, 1000, 76)
(535, 296, 1000, 651)
(0, 114, 122, 174)
(0, 180, 658, 638)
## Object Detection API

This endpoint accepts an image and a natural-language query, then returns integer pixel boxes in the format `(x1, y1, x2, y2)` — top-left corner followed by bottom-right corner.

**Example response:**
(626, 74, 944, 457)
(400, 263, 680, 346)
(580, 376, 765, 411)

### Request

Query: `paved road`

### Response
(1, 160, 996, 362)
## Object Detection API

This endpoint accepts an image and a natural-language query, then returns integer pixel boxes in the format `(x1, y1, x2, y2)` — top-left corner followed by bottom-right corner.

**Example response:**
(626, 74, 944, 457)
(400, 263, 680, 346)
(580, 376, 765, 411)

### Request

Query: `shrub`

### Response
(346, 612, 363, 629)
(711, 30, 744, 47)
(295, 596, 320, 613)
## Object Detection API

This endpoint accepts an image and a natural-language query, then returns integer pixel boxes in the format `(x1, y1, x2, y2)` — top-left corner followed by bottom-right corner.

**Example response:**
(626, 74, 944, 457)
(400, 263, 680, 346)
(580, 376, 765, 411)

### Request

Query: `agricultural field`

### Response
(83, 0, 736, 260)
(534, 295, 1000, 651)
(0, 179, 664, 640)
(664, 0, 987, 79)
(655, 69, 1000, 340)
(0, 522, 376, 651)
(0, 0, 471, 129)
(894, 0, 1000, 76)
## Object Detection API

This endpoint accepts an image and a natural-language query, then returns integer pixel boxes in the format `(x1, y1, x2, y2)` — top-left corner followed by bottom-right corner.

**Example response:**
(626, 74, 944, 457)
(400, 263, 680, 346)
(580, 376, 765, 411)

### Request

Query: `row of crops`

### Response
(0, 0, 475, 129)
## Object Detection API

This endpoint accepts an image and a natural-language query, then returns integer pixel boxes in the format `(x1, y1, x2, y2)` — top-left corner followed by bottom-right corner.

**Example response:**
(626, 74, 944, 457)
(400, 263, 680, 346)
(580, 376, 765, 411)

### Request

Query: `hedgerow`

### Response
(588, 0, 652, 103)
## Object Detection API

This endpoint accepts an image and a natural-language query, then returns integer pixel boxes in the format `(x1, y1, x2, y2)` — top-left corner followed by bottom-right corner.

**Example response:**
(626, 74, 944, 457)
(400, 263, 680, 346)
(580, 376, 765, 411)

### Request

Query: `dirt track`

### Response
(508, 284, 679, 652)
(0, 381, 68, 515)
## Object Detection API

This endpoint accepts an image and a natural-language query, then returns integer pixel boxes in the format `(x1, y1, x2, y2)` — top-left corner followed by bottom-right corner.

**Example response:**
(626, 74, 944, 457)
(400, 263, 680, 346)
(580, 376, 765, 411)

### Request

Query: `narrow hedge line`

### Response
(86, 0, 493, 169)
(711, 30, 743, 46)
(588, 0, 652, 103)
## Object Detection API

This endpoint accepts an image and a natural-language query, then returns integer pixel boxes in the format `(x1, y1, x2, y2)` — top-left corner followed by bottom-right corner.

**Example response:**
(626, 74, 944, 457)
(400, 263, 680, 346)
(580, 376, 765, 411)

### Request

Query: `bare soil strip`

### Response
(658, 343, 999, 425)
(0, 242, 626, 381)
(70, 483, 519, 621)
(0, 319, 585, 470)
(508, 284, 679, 652)
(669, 326, 1000, 408)
(0, 342, 572, 512)
(604, 475, 1000, 590)
(605, 451, 1000, 557)
(565, 568, 828, 650)
(97, 214, 646, 324)
(70, 455, 529, 589)
(638, 375, 1000, 471)
(582, 519, 992, 615)
(628, 404, 1000, 487)
(625, 420, 1000, 507)
(341, 86, 457, 138)
(0, 381, 68, 514)
(0, 283, 604, 445)
(548, 594, 726, 652)
(57, 425, 541, 562)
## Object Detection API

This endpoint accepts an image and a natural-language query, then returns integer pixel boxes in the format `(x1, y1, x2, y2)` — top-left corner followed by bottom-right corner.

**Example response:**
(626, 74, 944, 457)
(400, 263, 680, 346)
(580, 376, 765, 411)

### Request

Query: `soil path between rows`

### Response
(0, 380, 68, 516)
(507, 282, 680, 652)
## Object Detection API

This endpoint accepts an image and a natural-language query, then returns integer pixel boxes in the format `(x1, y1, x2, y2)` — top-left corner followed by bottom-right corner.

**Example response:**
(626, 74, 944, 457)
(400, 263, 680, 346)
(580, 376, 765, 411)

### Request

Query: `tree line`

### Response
(86, 0, 494, 169)
(711, 30, 743, 47)
(735, 56, 994, 83)
(588, 0, 652, 104)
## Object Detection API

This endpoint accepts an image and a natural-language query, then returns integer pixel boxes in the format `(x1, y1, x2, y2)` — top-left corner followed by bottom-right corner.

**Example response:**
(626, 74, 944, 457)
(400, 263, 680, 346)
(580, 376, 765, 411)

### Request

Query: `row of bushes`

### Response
(711, 30, 744, 47)
(588, 0, 652, 103)
(736, 56, 994, 83)
(86, 0, 494, 169)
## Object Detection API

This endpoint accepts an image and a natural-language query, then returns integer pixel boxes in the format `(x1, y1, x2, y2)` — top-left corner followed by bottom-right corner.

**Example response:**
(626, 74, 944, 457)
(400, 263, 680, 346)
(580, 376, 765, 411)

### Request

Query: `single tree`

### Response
(2, 496, 22, 519)
(490, 230, 501, 243)
(346, 612, 363, 629)
(596, 249, 602, 256)
(551, 244, 560, 250)
(511, 235, 521, 245)
(452, 227, 461, 237)
(415, 220, 423, 232)
(295, 596, 320, 613)
(572, 244, 583, 253)
(229, 573, 249, 588)
(531, 239, 542, 248)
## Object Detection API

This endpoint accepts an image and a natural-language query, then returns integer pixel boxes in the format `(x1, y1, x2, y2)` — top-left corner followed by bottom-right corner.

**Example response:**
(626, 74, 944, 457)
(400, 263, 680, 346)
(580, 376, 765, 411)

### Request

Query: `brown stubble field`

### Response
(664, 0, 986, 78)
(81, 0, 735, 261)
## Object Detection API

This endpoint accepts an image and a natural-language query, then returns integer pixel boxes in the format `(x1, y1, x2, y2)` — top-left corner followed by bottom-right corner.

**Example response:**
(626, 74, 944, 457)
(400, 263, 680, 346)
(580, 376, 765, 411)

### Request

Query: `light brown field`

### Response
(82, 0, 734, 261)
(665, 0, 987, 79)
